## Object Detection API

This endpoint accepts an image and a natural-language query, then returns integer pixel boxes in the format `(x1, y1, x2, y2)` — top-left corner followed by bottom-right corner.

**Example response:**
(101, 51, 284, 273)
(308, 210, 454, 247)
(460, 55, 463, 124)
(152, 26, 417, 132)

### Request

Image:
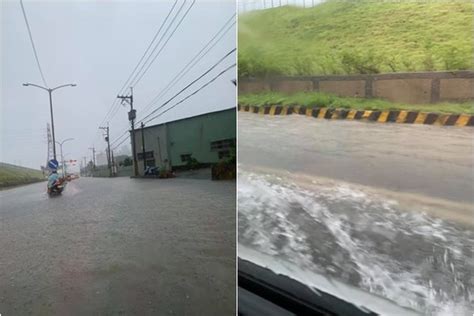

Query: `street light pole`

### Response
(23, 82, 76, 160)
(56, 138, 74, 176)
(62, 153, 72, 175)
(47, 90, 57, 159)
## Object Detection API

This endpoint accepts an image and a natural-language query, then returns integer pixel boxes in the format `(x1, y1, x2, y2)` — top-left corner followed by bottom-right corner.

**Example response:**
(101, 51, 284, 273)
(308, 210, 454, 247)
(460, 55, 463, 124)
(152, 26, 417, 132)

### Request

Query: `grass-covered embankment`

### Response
(239, 1, 473, 77)
(239, 92, 474, 115)
(0, 162, 46, 189)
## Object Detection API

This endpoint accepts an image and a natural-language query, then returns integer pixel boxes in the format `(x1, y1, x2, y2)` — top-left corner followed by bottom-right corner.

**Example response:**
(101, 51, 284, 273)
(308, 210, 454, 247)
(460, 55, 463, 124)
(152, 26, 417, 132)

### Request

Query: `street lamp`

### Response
(23, 82, 76, 160)
(55, 138, 74, 176)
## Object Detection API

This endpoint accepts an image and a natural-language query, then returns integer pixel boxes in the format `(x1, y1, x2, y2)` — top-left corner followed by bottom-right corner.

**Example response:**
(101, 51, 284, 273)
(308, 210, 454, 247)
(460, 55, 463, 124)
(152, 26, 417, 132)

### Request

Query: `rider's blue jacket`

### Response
(47, 173, 59, 188)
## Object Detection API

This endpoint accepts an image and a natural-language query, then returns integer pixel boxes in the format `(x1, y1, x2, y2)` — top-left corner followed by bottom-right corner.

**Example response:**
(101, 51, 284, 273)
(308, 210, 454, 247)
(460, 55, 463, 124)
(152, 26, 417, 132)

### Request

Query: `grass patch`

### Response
(0, 162, 46, 188)
(239, 1, 473, 77)
(239, 92, 474, 114)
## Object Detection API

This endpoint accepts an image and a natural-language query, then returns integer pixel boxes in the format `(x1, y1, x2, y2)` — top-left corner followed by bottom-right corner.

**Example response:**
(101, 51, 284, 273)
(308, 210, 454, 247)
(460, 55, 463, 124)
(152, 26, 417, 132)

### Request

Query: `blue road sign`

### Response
(48, 159, 59, 170)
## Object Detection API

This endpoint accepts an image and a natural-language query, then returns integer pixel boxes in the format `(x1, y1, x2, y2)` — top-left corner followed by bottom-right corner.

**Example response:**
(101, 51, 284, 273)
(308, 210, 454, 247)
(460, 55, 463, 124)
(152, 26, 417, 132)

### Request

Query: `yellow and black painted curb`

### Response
(237, 104, 474, 127)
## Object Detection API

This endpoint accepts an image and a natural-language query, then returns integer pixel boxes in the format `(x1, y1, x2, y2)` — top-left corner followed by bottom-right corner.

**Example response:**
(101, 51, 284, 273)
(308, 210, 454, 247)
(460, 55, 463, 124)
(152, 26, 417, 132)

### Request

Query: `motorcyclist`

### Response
(47, 169, 59, 193)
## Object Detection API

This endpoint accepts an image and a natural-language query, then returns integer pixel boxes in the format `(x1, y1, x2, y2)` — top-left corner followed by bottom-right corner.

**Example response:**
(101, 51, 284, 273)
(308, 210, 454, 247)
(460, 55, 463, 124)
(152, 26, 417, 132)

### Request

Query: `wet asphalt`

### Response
(0, 177, 235, 315)
(238, 112, 474, 204)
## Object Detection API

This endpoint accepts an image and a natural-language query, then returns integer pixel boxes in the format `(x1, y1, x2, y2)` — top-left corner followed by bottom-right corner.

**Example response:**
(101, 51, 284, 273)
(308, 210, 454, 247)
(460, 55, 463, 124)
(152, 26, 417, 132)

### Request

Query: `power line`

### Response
(110, 16, 235, 146)
(138, 48, 236, 124)
(129, 0, 197, 88)
(106, 0, 201, 151)
(124, 0, 188, 90)
(105, 0, 193, 126)
(96, 0, 180, 130)
(139, 14, 236, 118)
(114, 0, 179, 102)
(105, 0, 187, 124)
(155, 21, 235, 101)
(111, 136, 129, 151)
(20, 0, 48, 87)
(143, 63, 236, 125)
(109, 48, 235, 145)
(90, 0, 181, 157)
(113, 62, 233, 151)
(110, 130, 129, 146)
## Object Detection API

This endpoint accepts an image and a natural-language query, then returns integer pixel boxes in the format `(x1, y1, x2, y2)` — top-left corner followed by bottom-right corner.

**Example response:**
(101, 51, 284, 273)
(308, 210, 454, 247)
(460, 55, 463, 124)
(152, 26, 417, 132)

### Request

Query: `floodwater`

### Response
(238, 113, 474, 315)
(0, 177, 236, 315)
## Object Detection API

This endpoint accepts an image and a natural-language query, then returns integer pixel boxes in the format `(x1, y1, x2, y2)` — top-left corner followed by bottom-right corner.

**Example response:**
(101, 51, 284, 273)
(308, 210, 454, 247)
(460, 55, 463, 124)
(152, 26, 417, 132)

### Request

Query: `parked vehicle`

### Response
(144, 166, 159, 176)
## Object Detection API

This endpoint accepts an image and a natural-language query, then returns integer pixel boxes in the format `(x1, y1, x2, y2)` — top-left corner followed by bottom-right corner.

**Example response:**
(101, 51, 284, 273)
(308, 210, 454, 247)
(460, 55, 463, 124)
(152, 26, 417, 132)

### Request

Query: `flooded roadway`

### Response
(238, 113, 474, 315)
(0, 177, 235, 315)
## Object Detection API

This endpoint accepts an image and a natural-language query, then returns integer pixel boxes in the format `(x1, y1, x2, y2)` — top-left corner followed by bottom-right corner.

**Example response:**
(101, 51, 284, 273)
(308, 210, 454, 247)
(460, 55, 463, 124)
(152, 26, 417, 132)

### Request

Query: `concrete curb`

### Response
(237, 104, 474, 127)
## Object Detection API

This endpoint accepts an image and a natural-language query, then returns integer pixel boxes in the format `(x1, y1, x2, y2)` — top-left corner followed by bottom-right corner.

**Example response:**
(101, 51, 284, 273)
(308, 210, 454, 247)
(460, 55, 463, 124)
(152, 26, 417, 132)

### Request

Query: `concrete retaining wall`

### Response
(90, 165, 133, 178)
(239, 71, 474, 104)
(238, 104, 474, 127)
(116, 166, 133, 177)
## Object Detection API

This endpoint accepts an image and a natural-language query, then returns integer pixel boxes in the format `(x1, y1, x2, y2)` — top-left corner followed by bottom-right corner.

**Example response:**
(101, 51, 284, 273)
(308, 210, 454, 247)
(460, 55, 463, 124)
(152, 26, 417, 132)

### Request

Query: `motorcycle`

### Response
(48, 178, 66, 197)
(144, 166, 159, 177)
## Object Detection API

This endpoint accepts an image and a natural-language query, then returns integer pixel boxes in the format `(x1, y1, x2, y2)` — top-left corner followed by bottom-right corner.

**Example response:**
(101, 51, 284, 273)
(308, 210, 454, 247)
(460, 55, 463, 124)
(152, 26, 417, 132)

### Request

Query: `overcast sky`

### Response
(1, 0, 236, 170)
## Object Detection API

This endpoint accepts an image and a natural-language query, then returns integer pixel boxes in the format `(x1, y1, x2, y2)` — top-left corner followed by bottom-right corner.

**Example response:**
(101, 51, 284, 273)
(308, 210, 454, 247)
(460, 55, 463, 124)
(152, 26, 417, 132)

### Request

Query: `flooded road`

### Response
(239, 112, 474, 204)
(0, 177, 235, 315)
(238, 113, 474, 315)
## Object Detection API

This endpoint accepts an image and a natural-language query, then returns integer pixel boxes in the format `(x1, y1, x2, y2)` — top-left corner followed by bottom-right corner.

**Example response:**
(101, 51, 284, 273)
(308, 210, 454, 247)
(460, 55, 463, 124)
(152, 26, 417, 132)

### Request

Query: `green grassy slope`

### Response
(239, 92, 474, 114)
(238, 0, 473, 77)
(0, 162, 46, 188)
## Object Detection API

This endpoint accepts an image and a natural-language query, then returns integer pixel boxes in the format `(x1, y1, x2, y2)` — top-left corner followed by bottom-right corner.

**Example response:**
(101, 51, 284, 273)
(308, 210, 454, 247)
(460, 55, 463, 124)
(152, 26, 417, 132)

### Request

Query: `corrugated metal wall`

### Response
(134, 108, 236, 174)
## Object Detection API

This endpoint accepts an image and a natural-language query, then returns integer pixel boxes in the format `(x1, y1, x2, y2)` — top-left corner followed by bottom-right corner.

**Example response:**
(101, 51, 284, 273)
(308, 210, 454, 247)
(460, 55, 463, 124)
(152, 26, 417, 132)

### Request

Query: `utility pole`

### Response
(111, 150, 116, 176)
(117, 87, 138, 177)
(82, 156, 87, 176)
(99, 124, 112, 177)
(89, 146, 96, 169)
(141, 122, 146, 173)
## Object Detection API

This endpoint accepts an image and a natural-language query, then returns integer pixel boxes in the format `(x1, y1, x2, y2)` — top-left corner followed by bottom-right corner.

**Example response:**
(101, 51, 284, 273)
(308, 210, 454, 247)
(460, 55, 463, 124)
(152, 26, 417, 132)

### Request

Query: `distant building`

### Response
(132, 108, 236, 176)
(114, 155, 130, 165)
(95, 151, 108, 166)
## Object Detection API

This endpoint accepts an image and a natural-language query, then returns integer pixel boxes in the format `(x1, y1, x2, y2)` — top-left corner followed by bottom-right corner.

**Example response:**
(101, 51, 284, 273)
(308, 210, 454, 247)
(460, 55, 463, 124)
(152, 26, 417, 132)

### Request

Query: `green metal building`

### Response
(132, 108, 236, 175)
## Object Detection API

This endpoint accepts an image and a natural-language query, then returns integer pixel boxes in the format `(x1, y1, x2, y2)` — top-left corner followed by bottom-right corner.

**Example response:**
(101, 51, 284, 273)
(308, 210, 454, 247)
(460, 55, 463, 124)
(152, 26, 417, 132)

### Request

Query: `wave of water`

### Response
(238, 169, 474, 315)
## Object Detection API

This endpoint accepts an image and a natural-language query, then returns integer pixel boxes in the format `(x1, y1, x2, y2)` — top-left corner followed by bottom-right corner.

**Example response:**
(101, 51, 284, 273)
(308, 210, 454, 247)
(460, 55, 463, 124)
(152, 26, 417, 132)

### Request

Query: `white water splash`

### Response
(238, 169, 474, 315)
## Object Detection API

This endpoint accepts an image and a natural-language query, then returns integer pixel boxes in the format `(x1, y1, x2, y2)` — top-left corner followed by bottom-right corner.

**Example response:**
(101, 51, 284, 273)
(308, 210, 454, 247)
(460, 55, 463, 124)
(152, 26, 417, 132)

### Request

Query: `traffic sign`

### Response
(48, 159, 59, 170)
